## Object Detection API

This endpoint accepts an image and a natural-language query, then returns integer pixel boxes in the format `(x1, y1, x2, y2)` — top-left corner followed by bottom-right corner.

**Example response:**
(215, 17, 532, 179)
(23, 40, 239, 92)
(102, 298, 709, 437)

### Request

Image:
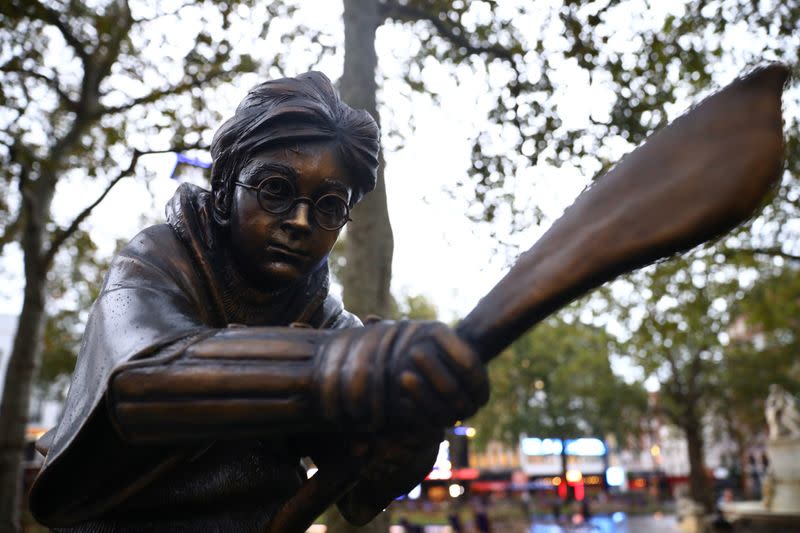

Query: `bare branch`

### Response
(721, 246, 800, 263)
(43, 144, 208, 265)
(131, 0, 196, 24)
(97, 68, 227, 117)
(94, 0, 133, 87)
(381, 1, 516, 61)
(1, 61, 78, 111)
(23, 0, 89, 63)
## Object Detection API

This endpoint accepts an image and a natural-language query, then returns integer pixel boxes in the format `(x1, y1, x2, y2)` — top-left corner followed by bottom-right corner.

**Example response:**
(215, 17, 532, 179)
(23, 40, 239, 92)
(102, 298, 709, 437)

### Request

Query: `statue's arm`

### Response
(107, 326, 339, 442)
(108, 320, 489, 444)
(107, 319, 486, 527)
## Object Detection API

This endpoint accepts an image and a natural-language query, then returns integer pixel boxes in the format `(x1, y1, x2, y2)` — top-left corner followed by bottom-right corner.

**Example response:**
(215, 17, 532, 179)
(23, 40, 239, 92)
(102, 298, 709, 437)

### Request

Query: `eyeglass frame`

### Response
(233, 176, 353, 231)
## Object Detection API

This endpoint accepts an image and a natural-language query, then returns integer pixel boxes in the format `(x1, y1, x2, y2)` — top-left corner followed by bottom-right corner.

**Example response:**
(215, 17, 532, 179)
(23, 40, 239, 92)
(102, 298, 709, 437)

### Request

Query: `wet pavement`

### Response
(529, 513, 680, 533)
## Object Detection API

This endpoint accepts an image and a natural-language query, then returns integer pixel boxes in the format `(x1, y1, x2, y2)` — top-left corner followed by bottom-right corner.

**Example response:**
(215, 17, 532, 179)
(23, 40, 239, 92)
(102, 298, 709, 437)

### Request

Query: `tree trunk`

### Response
(339, 0, 394, 320)
(685, 417, 714, 512)
(326, 4, 393, 531)
(0, 211, 49, 532)
(329, 4, 395, 530)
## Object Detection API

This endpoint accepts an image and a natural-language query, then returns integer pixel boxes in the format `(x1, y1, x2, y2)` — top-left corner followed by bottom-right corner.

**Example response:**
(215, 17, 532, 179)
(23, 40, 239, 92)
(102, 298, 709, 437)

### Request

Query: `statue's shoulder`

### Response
(105, 223, 193, 286)
(316, 294, 363, 329)
(106, 182, 214, 291)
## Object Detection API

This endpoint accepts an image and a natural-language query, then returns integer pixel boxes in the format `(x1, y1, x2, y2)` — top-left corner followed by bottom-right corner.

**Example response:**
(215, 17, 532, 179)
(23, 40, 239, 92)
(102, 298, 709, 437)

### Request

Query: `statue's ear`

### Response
(212, 184, 231, 227)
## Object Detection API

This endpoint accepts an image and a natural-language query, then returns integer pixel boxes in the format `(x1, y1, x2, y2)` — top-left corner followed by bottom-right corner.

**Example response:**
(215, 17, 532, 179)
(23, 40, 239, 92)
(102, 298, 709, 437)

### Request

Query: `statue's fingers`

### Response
(430, 327, 489, 405)
(399, 370, 459, 426)
(410, 343, 475, 418)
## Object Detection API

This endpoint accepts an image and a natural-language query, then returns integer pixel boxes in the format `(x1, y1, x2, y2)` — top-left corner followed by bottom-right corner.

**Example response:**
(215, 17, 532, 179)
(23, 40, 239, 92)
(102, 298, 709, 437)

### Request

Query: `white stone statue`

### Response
(765, 384, 800, 440)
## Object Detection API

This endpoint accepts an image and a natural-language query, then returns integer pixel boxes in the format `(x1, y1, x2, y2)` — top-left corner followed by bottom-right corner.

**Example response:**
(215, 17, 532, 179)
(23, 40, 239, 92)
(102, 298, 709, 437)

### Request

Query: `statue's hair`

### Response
(209, 71, 380, 225)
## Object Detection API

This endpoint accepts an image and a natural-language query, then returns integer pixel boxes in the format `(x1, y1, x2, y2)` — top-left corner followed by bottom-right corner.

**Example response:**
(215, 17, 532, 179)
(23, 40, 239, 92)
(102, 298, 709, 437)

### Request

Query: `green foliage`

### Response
(395, 293, 438, 320)
(39, 230, 114, 386)
(470, 313, 647, 450)
(720, 266, 800, 437)
(608, 249, 800, 462)
(379, 1, 800, 256)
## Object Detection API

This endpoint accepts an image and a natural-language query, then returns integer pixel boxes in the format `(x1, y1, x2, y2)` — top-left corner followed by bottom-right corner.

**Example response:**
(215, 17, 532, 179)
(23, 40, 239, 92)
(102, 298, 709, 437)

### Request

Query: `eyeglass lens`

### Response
(257, 176, 349, 230)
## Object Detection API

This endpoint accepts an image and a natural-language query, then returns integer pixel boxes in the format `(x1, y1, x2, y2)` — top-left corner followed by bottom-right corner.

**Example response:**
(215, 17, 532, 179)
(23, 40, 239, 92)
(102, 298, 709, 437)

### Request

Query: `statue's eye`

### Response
(260, 176, 293, 197)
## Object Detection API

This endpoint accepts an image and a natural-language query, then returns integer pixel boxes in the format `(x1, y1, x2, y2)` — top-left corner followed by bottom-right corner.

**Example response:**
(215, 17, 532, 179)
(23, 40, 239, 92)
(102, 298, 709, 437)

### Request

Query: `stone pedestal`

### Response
(721, 437, 800, 533)
(766, 437, 800, 513)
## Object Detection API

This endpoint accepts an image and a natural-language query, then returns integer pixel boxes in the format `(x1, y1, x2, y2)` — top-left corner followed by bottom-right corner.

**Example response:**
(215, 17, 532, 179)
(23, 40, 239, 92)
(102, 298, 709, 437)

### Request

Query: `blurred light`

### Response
(714, 467, 729, 479)
(574, 482, 585, 501)
(408, 484, 422, 500)
(650, 444, 661, 457)
(606, 466, 626, 487)
(428, 469, 452, 480)
(27, 428, 47, 440)
(552, 476, 562, 486)
(449, 484, 465, 498)
(453, 426, 477, 438)
(566, 469, 582, 483)
(565, 438, 606, 456)
(428, 440, 452, 477)
(521, 438, 562, 456)
(521, 438, 606, 456)
(612, 511, 626, 523)
(306, 467, 318, 479)
(534, 379, 545, 390)
(452, 468, 479, 480)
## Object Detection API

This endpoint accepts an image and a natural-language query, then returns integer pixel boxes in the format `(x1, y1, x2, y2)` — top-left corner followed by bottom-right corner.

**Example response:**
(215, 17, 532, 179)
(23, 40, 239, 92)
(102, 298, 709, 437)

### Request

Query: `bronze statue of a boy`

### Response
(29, 72, 489, 531)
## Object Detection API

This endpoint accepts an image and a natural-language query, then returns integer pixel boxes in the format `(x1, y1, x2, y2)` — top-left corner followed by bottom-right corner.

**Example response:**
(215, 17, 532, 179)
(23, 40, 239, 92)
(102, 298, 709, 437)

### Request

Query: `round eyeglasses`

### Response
(234, 175, 352, 231)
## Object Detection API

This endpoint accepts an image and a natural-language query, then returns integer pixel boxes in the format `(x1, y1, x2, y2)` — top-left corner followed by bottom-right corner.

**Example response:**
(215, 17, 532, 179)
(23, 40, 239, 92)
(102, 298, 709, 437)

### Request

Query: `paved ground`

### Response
(529, 513, 681, 533)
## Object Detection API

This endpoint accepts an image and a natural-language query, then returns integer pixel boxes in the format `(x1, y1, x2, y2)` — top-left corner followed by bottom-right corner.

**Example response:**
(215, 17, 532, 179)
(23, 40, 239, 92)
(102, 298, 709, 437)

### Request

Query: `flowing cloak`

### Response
(29, 183, 360, 529)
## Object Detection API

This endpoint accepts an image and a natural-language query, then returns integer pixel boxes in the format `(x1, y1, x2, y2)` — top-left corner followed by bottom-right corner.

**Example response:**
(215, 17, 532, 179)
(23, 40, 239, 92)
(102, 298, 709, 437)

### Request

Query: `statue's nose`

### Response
(281, 202, 313, 234)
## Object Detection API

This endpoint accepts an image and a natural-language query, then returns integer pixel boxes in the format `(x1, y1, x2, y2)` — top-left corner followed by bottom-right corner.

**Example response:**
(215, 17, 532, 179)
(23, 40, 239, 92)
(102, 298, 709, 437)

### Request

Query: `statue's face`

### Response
(228, 141, 353, 289)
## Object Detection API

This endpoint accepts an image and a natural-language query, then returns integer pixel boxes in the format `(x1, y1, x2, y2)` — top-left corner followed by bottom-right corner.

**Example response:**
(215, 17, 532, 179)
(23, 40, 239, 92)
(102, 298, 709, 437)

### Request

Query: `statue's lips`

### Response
(266, 242, 309, 260)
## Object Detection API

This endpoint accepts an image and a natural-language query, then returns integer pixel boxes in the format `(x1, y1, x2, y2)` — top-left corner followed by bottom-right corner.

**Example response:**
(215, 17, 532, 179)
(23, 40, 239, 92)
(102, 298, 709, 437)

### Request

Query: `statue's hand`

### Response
(309, 428, 443, 525)
(388, 321, 489, 427)
(315, 321, 489, 429)
(341, 428, 443, 524)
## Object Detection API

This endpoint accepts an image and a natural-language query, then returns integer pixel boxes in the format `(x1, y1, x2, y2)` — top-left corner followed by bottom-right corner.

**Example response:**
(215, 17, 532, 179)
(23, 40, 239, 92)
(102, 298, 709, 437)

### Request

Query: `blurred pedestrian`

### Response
(474, 496, 492, 533)
(580, 497, 592, 520)
(448, 511, 464, 532)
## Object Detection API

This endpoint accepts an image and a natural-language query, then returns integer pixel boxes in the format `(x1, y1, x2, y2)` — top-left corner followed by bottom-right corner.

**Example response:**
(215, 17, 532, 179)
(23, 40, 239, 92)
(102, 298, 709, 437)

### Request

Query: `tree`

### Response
(715, 265, 800, 496)
(0, 0, 302, 527)
(471, 314, 647, 499)
(608, 252, 800, 511)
